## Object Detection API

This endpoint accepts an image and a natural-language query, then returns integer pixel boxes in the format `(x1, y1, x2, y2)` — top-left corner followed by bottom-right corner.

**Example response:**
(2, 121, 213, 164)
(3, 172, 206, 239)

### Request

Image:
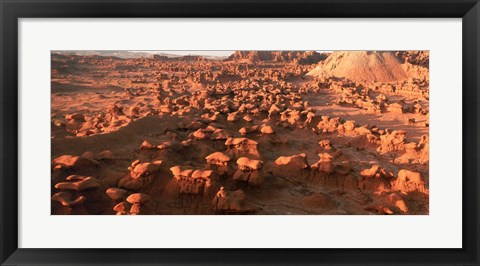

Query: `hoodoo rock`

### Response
(52, 155, 99, 171)
(311, 153, 334, 173)
(225, 137, 260, 159)
(206, 152, 232, 175)
(233, 157, 265, 185)
(106, 188, 128, 201)
(170, 166, 214, 195)
(53, 176, 108, 214)
(51, 192, 88, 215)
(260, 125, 275, 134)
(55, 176, 101, 191)
(52, 192, 86, 207)
(212, 187, 253, 213)
(118, 160, 162, 190)
(273, 153, 310, 180)
(392, 169, 427, 193)
(126, 193, 152, 215)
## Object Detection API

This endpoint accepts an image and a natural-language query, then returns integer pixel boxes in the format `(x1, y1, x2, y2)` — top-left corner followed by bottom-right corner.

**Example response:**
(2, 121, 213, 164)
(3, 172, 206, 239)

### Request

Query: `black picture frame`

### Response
(1, 0, 479, 265)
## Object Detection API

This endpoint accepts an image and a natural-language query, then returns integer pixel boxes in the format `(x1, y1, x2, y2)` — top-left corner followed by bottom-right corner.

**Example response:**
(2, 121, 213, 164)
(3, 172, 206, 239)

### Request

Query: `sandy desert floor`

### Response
(51, 51, 429, 215)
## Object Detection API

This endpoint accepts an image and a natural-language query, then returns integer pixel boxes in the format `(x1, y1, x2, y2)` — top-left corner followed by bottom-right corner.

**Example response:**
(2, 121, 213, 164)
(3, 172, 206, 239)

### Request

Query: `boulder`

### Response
(392, 169, 427, 193)
(212, 187, 253, 213)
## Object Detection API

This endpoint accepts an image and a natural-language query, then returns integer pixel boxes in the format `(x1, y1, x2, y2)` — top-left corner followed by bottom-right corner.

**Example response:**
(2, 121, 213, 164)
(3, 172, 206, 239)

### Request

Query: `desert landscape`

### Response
(51, 50, 429, 215)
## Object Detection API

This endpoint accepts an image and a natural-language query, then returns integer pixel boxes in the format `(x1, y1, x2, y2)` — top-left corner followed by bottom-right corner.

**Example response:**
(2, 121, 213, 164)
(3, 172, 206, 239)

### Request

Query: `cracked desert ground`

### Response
(51, 51, 429, 215)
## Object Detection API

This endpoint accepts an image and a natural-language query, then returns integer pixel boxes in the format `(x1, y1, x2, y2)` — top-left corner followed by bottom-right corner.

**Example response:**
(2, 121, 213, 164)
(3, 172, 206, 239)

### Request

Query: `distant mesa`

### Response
(51, 51, 228, 61)
(307, 51, 410, 82)
(227, 51, 327, 64)
(153, 54, 206, 62)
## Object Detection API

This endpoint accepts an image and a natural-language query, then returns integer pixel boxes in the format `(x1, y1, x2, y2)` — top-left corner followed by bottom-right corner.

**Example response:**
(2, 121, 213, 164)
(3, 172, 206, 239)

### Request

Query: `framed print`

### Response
(1, 0, 479, 265)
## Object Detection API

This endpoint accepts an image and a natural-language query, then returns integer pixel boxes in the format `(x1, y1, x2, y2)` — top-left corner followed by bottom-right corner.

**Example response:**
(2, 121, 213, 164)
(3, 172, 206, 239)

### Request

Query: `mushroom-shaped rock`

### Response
(260, 125, 275, 134)
(210, 129, 230, 140)
(206, 152, 231, 165)
(212, 187, 252, 213)
(234, 157, 265, 185)
(205, 152, 232, 175)
(191, 129, 208, 140)
(238, 127, 248, 136)
(225, 137, 260, 158)
(126, 193, 152, 205)
(130, 203, 144, 215)
(106, 188, 128, 201)
(113, 201, 130, 214)
(170, 166, 194, 179)
(51, 192, 86, 207)
(119, 160, 159, 191)
(243, 114, 254, 122)
(274, 153, 309, 170)
(205, 124, 219, 132)
(130, 160, 163, 179)
(113, 202, 128, 212)
(170, 167, 213, 195)
(271, 153, 310, 180)
(157, 141, 173, 150)
(236, 157, 263, 171)
(239, 125, 259, 135)
(55, 176, 101, 191)
(52, 155, 99, 170)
